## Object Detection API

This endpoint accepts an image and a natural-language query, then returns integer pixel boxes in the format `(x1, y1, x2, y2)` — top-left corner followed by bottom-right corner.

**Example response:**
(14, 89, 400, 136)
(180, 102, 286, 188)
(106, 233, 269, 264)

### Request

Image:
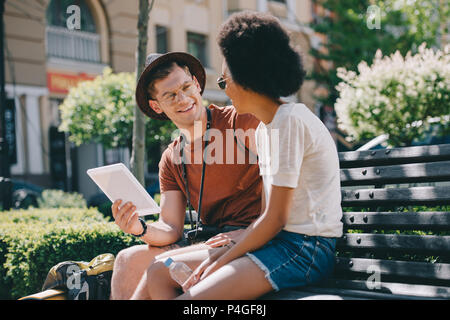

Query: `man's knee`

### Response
(114, 245, 139, 268)
(114, 244, 161, 273)
(115, 243, 184, 270)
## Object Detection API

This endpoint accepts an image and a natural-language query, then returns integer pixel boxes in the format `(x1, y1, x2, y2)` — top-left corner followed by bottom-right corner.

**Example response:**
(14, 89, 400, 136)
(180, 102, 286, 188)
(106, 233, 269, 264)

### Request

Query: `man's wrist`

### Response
(131, 218, 148, 237)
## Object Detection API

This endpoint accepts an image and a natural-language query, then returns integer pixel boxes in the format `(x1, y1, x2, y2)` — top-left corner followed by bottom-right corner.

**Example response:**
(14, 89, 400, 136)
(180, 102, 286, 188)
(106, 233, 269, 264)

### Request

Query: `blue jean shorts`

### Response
(246, 230, 337, 292)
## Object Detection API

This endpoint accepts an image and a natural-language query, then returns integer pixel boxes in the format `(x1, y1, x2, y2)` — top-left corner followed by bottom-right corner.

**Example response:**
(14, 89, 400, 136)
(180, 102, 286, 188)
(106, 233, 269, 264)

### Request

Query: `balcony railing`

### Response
(46, 26, 101, 63)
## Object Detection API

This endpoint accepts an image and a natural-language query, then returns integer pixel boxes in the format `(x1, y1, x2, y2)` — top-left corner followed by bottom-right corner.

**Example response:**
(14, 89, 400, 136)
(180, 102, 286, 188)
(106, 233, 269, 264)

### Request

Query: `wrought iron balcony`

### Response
(46, 26, 101, 63)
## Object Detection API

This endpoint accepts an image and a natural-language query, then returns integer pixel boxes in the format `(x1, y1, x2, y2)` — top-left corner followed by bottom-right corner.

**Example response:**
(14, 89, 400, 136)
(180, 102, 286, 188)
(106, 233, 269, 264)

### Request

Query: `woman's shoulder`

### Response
(275, 103, 321, 126)
(279, 103, 311, 117)
(270, 103, 306, 126)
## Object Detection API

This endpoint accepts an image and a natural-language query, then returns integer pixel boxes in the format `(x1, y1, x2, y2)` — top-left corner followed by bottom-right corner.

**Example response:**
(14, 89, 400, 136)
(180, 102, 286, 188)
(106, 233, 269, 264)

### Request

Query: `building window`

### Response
(46, 0, 101, 63)
(156, 26, 169, 53)
(187, 32, 208, 67)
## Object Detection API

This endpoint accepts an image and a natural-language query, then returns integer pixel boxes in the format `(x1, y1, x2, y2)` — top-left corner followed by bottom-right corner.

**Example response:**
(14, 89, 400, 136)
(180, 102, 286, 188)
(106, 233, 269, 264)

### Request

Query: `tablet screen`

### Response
(87, 163, 161, 216)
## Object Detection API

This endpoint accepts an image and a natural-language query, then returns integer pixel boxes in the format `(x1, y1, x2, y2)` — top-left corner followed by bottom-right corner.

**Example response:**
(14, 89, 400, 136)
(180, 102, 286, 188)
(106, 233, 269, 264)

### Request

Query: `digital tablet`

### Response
(87, 163, 161, 216)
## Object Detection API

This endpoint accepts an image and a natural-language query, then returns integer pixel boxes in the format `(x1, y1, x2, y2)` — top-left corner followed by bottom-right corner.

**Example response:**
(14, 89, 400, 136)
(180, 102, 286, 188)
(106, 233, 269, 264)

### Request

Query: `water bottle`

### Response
(164, 257, 193, 286)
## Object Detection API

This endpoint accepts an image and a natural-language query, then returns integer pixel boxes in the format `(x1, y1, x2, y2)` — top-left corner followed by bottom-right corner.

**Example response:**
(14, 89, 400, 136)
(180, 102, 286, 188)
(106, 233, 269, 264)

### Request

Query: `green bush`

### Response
(0, 208, 142, 300)
(37, 189, 87, 209)
(0, 207, 104, 225)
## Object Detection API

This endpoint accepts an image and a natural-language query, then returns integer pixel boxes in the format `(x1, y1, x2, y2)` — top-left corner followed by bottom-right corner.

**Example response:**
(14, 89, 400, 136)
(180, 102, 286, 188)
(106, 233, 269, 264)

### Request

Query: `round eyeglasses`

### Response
(158, 81, 197, 104)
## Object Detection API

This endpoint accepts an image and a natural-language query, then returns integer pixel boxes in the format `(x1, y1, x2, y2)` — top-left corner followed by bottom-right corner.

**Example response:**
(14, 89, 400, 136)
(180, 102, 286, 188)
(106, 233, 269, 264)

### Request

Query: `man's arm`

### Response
(144, 190, 187, 246)
(111, 190, 187, 246)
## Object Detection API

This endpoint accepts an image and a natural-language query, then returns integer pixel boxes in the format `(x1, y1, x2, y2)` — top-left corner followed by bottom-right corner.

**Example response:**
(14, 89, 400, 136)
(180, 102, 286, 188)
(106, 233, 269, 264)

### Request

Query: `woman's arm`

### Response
(205, 187, 266, 248)
(214, 185, 294, 267)
(261, 185, 266, 213)
(184, 185, 295, 288)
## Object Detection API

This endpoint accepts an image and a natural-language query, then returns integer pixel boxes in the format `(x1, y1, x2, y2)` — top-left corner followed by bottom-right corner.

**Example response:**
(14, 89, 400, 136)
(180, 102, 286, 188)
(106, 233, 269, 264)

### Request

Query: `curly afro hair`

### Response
(218, 11, 305, 100)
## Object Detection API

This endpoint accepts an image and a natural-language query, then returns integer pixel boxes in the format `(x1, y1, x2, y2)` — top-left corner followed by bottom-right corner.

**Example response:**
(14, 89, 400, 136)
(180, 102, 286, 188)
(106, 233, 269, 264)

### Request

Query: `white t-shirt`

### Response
(255, 103, 343, 238)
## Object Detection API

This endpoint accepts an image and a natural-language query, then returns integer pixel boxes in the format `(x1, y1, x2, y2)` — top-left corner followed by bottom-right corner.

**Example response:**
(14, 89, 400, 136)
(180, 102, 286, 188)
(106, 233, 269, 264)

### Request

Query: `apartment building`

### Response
(3, 0, 319, 200)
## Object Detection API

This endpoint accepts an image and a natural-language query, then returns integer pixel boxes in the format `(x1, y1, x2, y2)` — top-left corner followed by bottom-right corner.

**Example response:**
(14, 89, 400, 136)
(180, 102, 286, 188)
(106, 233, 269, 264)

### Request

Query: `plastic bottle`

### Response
(164, 257, 193, 286)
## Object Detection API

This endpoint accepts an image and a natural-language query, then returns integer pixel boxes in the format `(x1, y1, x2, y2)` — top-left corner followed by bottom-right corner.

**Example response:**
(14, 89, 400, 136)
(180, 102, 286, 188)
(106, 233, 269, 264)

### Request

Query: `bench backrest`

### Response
(333, 143, 450, 299)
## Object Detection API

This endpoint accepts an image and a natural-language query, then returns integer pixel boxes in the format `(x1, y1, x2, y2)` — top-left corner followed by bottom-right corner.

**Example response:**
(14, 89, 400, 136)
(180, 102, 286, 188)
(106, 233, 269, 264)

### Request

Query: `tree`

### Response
(309, 0, 449, 142)
(131, 0, 156, 186)
(335, 43, 450, 146)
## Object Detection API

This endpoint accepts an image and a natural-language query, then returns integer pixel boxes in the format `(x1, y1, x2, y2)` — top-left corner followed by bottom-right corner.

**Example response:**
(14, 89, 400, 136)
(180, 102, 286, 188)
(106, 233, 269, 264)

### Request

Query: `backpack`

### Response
(41, 253, 115, 300)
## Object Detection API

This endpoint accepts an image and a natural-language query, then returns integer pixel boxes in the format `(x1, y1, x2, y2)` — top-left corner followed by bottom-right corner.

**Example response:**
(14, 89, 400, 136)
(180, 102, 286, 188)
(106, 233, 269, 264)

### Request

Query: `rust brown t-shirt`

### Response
(158, 104, 262, 227)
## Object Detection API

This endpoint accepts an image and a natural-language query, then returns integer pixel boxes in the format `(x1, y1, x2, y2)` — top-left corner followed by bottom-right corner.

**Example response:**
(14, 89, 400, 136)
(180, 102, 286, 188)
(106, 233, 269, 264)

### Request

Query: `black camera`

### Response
(183, 223, 244, 244)
(184, 223, 223, 244)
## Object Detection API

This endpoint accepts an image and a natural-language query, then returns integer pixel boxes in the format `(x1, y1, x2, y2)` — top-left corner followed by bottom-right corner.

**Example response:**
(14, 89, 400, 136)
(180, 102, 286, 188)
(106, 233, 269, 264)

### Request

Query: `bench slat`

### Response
(340, 160, 450, 186)
(334, 257, 450, 281)
(341, 186, 450, 206)
(342, 211, 450, 230)
(339, 143, 450, 168)
(294, 286, 429, 300)
(260, 289, 365, 300)
(326, 279, 450, 299)
(337, 233, 450, 254)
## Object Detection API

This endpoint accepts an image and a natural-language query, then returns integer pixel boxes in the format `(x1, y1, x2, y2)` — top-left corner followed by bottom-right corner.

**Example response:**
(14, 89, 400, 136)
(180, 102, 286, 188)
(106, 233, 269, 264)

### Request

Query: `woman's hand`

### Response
(181, 246, 228, 292)
(182, 229, 246, 291)
(205, 228, 245, 248)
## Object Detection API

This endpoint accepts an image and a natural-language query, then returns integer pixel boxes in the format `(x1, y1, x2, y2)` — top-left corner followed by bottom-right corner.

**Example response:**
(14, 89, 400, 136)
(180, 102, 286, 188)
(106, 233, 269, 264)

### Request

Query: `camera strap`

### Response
(179, 107, 212, 232)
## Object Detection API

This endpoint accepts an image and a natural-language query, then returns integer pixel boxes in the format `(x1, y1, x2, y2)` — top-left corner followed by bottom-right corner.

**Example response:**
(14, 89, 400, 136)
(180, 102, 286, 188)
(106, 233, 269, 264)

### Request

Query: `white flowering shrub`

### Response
(335, 43, 450, 146)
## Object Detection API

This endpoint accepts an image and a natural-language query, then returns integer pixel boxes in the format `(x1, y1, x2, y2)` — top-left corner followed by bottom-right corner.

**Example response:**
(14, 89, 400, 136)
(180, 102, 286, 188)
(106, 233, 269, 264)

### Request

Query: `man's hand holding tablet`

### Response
(111, 199, 145, 237)
(87, 163, 160, 238)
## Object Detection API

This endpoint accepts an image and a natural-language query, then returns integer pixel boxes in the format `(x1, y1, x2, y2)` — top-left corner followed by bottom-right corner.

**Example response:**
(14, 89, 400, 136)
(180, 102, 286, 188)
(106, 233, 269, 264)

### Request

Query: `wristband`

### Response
(225, 239, 236, 248)
(131, 218, 147, 238)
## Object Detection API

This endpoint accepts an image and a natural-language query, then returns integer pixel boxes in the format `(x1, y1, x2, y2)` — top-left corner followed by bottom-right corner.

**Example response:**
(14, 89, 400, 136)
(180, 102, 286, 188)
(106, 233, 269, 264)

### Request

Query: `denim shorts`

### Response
(246, 230, 337, 292)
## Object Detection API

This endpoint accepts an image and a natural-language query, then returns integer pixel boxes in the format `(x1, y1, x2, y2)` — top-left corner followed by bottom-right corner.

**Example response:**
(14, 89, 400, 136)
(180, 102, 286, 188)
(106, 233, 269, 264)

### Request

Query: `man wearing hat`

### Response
(110, 52, 262, 299)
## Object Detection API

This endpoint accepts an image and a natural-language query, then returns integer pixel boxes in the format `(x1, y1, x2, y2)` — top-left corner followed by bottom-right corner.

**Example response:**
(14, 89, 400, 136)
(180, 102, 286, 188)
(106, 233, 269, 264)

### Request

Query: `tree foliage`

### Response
(309, 0, 449, 142)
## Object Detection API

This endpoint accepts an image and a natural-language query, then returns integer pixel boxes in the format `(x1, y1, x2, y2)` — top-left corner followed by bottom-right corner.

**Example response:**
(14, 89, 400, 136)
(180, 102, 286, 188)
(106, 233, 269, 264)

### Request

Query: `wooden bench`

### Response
(264, 143, 450, 300)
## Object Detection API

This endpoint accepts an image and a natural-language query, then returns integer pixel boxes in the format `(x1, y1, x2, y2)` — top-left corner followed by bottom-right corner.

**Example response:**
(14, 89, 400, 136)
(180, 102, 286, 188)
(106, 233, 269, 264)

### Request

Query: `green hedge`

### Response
(37, 189, 87, 209)
(0, 208, 142, 300)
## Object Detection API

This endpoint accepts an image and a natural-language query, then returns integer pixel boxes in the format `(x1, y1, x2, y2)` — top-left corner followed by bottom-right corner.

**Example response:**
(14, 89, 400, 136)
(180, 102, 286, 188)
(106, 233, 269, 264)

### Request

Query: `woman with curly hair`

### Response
(137, 11, 343, 300)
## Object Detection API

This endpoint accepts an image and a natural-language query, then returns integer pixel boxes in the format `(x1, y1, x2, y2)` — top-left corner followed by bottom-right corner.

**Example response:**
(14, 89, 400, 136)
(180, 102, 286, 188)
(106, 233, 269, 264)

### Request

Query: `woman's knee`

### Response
(146, 259, 173, 293)
(146, 259, 167, 280)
